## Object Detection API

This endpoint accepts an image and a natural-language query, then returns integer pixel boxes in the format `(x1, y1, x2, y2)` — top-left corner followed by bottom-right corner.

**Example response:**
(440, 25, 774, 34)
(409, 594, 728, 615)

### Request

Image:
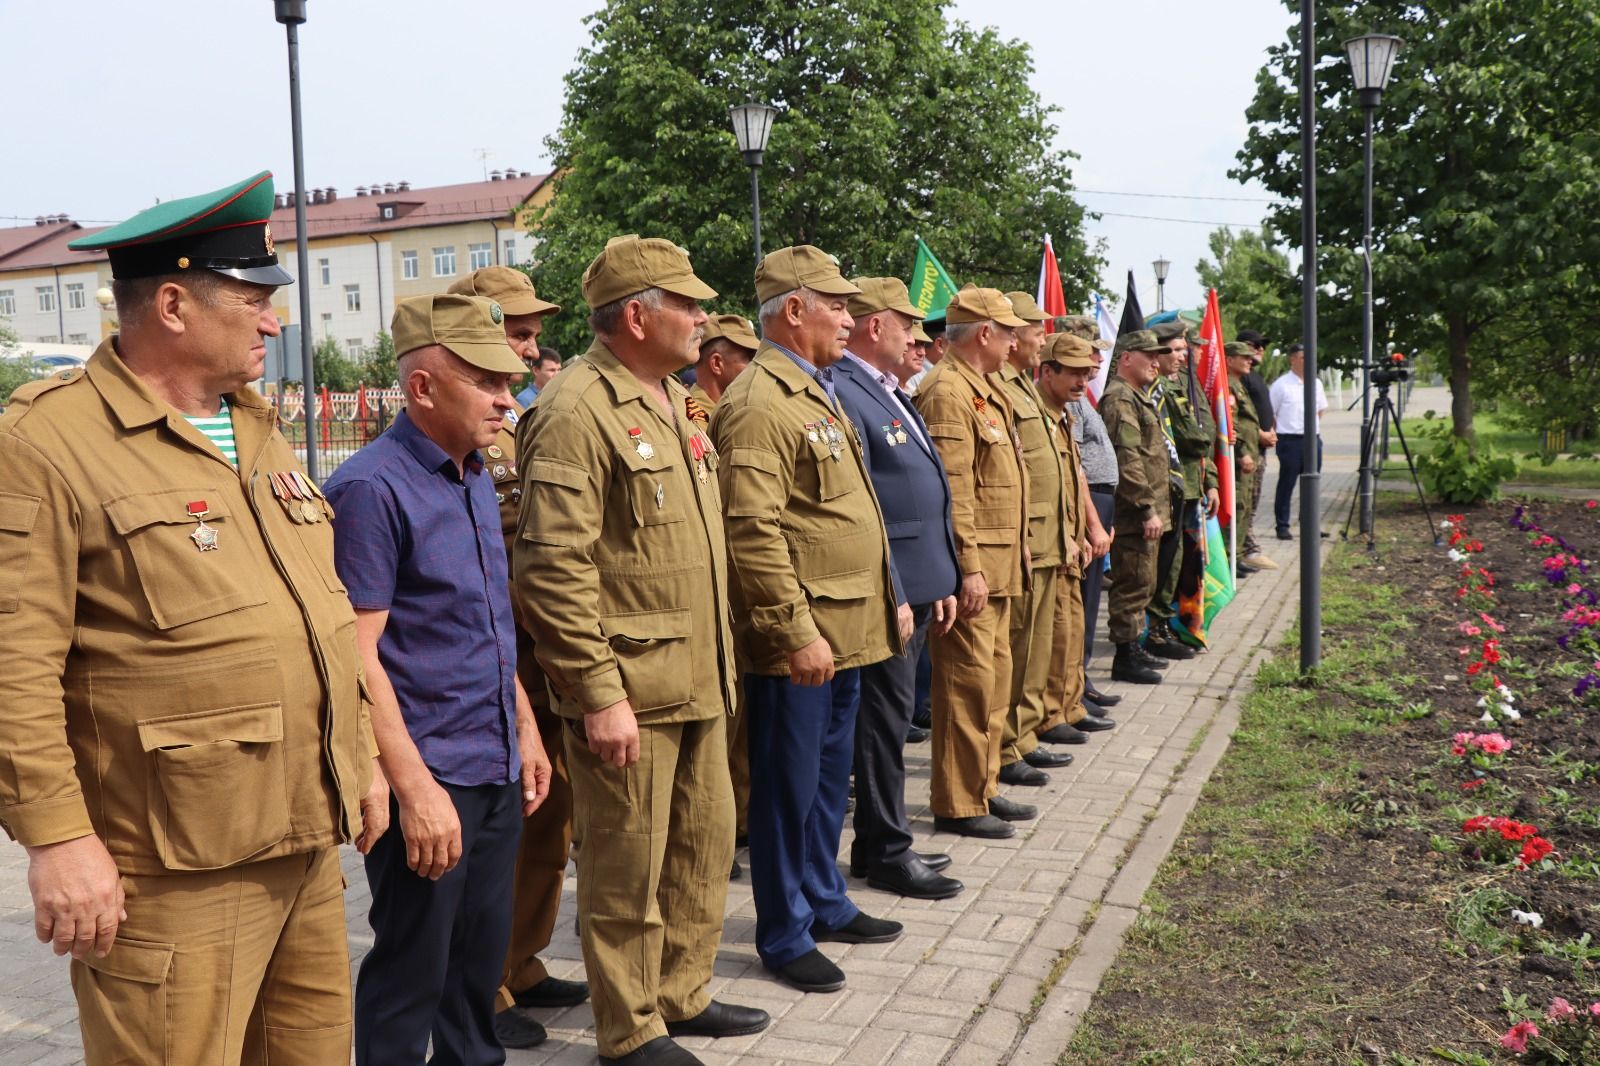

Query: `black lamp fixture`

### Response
(1152, 256, 1171, 313)
(729, 100, 777, 267)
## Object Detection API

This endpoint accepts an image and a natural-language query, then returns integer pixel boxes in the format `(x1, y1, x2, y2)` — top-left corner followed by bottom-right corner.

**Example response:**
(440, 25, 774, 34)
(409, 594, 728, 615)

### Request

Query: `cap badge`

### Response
(264, 224, 274, 256)
(177, 257, 190, 269)
(489, 302, 504, 325)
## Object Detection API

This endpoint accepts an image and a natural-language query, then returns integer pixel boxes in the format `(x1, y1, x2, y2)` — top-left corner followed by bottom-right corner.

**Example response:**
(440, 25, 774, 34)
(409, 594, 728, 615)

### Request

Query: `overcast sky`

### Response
(2, 0, 1290, 312)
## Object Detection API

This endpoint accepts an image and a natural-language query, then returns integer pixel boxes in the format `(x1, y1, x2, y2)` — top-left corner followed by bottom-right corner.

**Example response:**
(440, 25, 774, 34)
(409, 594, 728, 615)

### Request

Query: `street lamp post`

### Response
(1344, 32, 1403, 541)
(1298, 0, 1321, 674)
(1152, 256, 1171, 313)
(729, 100, 776, 267)
(274, 0, 320, 480)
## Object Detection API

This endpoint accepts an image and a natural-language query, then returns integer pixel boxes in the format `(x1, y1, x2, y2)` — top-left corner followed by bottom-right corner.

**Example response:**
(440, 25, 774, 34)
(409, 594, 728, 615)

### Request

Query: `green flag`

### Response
(908, 237, 958, 319)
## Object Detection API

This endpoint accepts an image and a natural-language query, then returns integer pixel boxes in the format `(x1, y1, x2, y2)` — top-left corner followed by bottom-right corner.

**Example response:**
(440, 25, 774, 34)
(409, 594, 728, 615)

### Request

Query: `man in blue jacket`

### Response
(834, 278, 963, 899)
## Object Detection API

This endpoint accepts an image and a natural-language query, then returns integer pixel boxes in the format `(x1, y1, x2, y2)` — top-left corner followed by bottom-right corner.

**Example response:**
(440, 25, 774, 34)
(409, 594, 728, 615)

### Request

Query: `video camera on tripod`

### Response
(1368, 351, 1412, 388)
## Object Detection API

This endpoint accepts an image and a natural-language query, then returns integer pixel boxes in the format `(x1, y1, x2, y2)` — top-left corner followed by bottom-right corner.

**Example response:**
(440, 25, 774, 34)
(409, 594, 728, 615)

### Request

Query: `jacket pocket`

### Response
(0, 490, 40, 613)
(974, 433, 1017, 488)
(809, 438, 858, 501)
(617, 444, 685, 527)
(105, 489, 268, 629)
(800, 569, 877, 661)
(136, 702, 289, 871)
(601, 608, 693, 713)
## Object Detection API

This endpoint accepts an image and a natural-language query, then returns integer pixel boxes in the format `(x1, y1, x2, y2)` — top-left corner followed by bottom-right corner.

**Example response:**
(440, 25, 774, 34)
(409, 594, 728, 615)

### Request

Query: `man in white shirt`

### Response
(1267, 343, 1327, 539)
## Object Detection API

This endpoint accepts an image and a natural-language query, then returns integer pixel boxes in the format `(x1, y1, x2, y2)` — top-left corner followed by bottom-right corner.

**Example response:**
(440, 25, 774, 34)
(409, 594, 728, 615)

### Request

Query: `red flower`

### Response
(1463, 816, 1493, 833)
(1518, 837, 1556, 868)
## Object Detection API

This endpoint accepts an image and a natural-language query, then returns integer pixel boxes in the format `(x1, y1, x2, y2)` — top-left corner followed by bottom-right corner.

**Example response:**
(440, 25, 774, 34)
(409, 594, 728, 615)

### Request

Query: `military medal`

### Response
(824, 417, 843, 462)
(690, 434, 710, 483)
(487, 445, 504, 459)
(301, 501, 321, 524)
(186, 500, 219, 551)
(655, 483, 665, 509)
(895, 420, 908, 445)
(628, 427, 655, 461)
(492, 463, 507, 479)
(806, 422, 820, 444)
(267, 471, 304, 523)
(883, 425, 896, 446)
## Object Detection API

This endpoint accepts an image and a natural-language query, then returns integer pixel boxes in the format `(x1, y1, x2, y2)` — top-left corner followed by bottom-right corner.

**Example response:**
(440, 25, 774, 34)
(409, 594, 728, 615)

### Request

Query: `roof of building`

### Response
(0, 173, 551, 274)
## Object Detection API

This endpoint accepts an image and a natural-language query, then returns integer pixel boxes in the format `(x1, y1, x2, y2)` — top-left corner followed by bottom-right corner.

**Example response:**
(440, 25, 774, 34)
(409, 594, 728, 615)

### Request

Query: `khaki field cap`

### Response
(448, 266, 560, 316)
(1040, 332, 1097, 369)
(582, 234, 718, 309)
(911, 322, 932, 343)
(1056, 314, 1111, 349)
(754, 245, 862, 304)
(1113, 328, 1171, 357)
(847, 276, 925, 321)
(701, 313, 760, 352)
(944, 284, 1028, 328)
(392, 294, 527, 373)
(1004, 291, 1048, 323)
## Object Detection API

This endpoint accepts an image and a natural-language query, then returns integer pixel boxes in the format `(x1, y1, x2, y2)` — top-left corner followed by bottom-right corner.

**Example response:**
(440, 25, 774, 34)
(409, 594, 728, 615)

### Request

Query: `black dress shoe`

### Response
(1084, 686, 1121, 708)
(601, 1035, 703, 1065)
(813, 912, 903, 944)
(512, 974, 590, 1009)
(1086, 701, 1110, 718)
(905, 725, 930, 744)
(494, 1008, 548, 1049)
(865, 856, 964, 900)
(912, 706, 932, 729)
(666, 999, 772, 1038)
(1023, 747, 1074, 768)
(934, 814, 1015, 839)
(1075, 715, 1116, 732)
(1037, 723, 1086, 745)
(730, 859, 743, 880)
(998, 760, 1048, 786)
(768, 949, 845, 993)
(848, 849, 952, 878)
(988, 795, 1037, 821)
(1276, 527, 1293, 540)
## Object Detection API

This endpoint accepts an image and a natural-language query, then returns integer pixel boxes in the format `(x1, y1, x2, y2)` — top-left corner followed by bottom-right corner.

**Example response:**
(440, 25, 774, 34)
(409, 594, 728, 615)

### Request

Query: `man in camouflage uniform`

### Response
(1143, 321, 1213, 658)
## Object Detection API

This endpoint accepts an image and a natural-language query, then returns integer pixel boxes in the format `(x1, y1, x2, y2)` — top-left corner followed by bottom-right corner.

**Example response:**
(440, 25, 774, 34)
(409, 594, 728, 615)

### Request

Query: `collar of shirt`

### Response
(390, 407, 483, 480)
(769, 340, 839, 407)
(841, 349, 902, 392)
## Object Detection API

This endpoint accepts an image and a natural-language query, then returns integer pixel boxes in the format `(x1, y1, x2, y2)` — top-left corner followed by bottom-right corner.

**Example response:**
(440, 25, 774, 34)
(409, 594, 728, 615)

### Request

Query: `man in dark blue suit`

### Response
(834, 278, 964, 900)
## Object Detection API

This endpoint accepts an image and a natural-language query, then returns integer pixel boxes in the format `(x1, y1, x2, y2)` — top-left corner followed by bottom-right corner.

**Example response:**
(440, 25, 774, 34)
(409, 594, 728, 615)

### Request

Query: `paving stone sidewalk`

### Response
(0, 405, 1363, 1066)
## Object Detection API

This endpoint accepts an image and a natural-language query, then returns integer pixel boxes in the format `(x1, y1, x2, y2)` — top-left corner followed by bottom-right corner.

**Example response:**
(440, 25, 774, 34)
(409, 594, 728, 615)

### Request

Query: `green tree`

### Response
(0, 321, 36, 405)
(529, 0, 1103, 354)
(1235, 0, 1600, 444)
(313, 335, 362, 393)
(360, 331, 398, 389)
(1194, 226, 1300, 351)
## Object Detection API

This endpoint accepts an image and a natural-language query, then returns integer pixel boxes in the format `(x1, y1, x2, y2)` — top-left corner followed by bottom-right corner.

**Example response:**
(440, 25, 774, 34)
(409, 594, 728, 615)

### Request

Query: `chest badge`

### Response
(823, 417, 843, 462)
(186, 500, 219, 551)
(628, 427, 655, 461)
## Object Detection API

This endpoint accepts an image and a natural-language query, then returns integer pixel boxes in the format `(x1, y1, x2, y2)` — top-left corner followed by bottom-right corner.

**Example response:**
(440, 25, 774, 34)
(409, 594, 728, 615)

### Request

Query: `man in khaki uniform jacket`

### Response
(446, 268, 589, 1046)
(0, 171, 380, 1066)
(913, 285, 1033, 839)
(712, 245, 904, 996)
(1100, 329, 1173, 686)
(995, 292, 1074, 786)
(514, 236, 768, 1065)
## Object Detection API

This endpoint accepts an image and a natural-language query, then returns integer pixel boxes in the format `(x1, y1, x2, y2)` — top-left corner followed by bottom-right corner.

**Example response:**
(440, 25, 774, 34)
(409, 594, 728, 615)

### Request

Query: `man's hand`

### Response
(1205, 487, 1220, 517)
(1260, 429, 1277, 448)
(518, 721, 552, 816)
(1062, 543, 1080, 573)
(585, 699, 641, 769)
(896, 603, 915, 644)
(355, 759, 390, 854)
(1089, 524, 1113, 560)
(1241, 454, 1257, 474)
(26, 835, 126, 960)
(1142, 515, 1164, 541)
(393, 776, 462, 880)
(958, 572, 989, 619)
(789, 636, 836, 687)
(931, 595, 958, 636)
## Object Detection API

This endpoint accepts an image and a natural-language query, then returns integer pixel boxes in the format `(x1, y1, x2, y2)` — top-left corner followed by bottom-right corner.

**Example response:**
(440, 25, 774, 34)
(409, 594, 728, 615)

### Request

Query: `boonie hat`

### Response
(1113, 329, 1171, 356)
(392, 294, 526, 373)
(1055, 314, 1111, 350)
(1040, 332, 1097, 369)
(847, 277, 925, 321)
(701, 314, 760, 352)
(70, 171, 292, 285)
(944, 285, 1027, 328)
(449, 266, 560, 316)
(755, 245, 861, 304)
(1004, 291, 1048, 323)
(582, 235, 717, 308)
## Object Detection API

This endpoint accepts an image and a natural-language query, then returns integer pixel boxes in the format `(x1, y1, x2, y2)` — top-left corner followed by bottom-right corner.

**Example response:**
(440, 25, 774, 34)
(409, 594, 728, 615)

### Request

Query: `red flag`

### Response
(1196, 288, 1234, 530)
(1036, 235, 1066, 333)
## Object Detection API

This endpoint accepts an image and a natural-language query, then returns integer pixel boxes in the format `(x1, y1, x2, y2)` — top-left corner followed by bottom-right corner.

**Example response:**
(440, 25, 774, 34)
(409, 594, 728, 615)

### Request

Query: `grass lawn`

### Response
(1378, 406, 1600, 491)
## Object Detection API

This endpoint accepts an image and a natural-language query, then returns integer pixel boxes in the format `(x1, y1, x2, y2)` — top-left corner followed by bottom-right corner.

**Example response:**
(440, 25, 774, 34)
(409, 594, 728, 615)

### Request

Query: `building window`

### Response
(321, 312, 333, 336)
(503, 238, 517, 265)
(0, 290, 14, 316)
(66, 283, 86, 310)
(432, 247, 456, 277)
(381, 205, 395, 220)
(468, 242, 493, 271)
(37, 286, 55, 313)
(346, 338, 364, 360)
(68, 332, 89, 344)
(401, 250, 418, 280)
(318, 258, 331, 286)
(344, 284, 361, 312)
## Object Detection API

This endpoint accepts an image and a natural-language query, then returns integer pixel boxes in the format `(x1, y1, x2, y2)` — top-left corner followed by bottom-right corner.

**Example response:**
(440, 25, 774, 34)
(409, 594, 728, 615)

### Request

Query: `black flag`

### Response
(1117, 269, 1145, 338)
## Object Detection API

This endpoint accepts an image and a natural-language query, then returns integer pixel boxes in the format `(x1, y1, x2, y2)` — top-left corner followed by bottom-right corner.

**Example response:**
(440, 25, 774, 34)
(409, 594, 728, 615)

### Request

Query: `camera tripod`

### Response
(1341, 378, 1442, 549)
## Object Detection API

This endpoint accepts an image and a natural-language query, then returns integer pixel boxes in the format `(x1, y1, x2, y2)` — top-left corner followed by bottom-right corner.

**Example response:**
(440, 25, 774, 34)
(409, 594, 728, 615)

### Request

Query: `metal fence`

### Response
(269, 387, 402, 471)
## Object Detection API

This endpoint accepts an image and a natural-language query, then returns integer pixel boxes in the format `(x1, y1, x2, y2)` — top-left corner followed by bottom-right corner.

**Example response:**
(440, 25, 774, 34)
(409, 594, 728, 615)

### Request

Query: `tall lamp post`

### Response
(1298, 0, 1321, 674)
(1152, 256, 1171, 313)
(274, 0, 319, 480)
(729, 100, 776, 267)
(1345, 32, 1403, 541)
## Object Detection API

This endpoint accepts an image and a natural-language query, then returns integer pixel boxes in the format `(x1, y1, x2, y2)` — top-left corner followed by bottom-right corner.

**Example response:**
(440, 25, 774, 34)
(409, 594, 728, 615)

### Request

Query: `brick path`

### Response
(0, 397, 1367, 1065)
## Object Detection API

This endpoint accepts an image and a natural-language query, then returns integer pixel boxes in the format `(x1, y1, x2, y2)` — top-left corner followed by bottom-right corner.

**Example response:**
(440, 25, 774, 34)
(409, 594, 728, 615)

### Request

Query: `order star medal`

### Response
(824, 417, 843, 462)
(186, 500, 219, 552)
(892, 419, 907, 445)
(627, 426, 654, 461)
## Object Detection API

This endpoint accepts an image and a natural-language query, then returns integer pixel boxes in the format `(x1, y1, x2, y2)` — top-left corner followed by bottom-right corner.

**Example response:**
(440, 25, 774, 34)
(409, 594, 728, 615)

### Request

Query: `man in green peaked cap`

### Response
(2, 171, 383, 1066)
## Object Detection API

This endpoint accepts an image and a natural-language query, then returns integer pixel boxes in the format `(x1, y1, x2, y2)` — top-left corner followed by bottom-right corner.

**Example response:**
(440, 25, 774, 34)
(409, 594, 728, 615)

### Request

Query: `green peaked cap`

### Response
(69, 171, 293, 285)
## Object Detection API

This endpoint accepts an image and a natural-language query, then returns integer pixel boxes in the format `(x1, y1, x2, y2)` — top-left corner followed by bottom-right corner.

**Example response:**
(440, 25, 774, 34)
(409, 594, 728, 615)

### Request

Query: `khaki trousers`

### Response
(1108, 534, 1160, 644)
(497, 700, 574, 1008)
(1002, 566, 1058, 764)
(930, 595, 1013, 819)
(1039, 572, 1089, 732)
(73, 848, 350, 1066)
(565, 714, 735, 1058)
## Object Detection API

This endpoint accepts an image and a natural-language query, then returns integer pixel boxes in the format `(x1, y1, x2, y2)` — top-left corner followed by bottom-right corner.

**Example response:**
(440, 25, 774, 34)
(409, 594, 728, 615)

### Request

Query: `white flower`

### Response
(1480, 710, 1497, 724)
(1448, 548, 1468, 562)
(1511, 909, 1544, 929)
(1497, 684, 1514, 699)
(1441, 519, 1454, 529)
(1501, 706, 1521, 721)
(1477, 695, 1491, 708)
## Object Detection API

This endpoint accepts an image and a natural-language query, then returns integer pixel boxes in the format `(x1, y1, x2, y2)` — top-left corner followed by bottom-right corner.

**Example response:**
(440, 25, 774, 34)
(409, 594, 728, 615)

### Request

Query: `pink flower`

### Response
(1458, 622, 1483, 636)
(1590, 1001, 1600, 1016)
(1568, 583, 1583, 595)
(1474, 733, 1513, 755)
(1586, 499, 1598, 510)
(1547, 997, 1575, 1022)
(1480, 613, 1506, 632)
(1501, 1020, 1539, 1052)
